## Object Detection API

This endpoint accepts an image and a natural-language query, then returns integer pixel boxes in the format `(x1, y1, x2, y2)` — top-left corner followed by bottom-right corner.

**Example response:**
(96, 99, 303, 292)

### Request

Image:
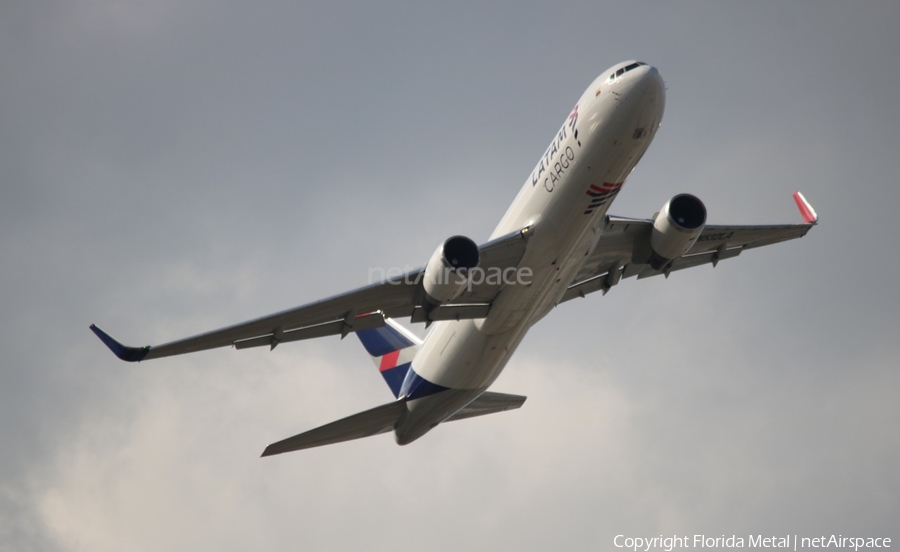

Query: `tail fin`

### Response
(356, 318, 421, 398)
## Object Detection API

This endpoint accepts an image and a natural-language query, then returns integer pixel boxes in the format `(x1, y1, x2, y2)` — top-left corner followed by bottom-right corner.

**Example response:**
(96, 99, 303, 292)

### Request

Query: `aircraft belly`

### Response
(412, 319, 527, 391)
(394, 68, 669, 446)
(394, 388, 484, 445)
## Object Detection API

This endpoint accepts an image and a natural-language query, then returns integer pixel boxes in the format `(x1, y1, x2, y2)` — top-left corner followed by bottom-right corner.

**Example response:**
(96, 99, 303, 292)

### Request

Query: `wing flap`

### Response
(410, 303, 492, 324)
(234, 311, 389, 351)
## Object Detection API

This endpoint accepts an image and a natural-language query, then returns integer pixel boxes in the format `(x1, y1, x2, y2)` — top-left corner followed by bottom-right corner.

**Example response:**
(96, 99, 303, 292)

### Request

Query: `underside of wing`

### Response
(91, 226, 532, 362)
(561, 193, 817, 304)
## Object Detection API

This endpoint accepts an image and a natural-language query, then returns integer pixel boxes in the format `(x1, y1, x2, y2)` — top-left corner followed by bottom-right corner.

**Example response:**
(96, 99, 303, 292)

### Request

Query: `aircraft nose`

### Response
(632, 65, 665, 100)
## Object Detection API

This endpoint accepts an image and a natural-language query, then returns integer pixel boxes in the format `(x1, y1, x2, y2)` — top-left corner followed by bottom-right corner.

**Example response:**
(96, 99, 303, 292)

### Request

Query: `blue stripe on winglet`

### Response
(90, 324, 150, 362)
(356, 326, 415, 357)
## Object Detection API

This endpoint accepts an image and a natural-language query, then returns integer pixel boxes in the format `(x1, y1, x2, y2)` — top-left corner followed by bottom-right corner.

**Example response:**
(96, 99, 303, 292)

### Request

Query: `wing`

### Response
(91, 226, 532, 362)
(560, 192, 817, 303)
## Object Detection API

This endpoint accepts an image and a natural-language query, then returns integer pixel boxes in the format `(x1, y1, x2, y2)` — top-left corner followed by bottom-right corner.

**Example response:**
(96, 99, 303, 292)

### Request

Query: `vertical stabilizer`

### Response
(356, 319, 421, 398)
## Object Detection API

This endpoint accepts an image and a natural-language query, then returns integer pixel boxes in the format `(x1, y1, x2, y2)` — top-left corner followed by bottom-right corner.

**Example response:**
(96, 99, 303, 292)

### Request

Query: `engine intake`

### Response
(649, 194, 707, 270)
(423, 235, 480, 304)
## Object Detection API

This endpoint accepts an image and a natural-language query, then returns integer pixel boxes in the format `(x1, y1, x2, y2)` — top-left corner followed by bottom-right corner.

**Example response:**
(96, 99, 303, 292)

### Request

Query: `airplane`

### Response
(90, 61, 818, 456)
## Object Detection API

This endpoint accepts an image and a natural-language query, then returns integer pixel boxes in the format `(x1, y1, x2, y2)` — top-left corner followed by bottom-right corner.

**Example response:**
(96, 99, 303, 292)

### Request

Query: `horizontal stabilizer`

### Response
(445, 391, 526, 422)
(261, 400, 407, 456)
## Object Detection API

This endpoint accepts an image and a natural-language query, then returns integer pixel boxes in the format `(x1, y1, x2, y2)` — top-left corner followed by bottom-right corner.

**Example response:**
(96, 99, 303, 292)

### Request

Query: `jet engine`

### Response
(649, 194, 707, 270)
(423, 235, 481, 304)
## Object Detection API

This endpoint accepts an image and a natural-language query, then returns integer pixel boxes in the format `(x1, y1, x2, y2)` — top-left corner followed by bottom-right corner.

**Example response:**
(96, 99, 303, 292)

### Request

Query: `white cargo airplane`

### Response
(91, 61, 818, 455)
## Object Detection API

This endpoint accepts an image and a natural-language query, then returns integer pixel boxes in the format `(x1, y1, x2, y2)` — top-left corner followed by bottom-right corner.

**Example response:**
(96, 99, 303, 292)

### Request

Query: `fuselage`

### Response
(394, 62, 666, 444)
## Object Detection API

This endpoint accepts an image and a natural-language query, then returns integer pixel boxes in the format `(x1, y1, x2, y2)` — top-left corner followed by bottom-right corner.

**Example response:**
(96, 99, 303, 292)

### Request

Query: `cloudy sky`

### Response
(2, 2, 898, 550)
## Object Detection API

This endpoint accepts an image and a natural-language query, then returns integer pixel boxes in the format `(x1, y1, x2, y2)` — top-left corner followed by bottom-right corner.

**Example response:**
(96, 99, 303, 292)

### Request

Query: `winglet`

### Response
(89, 324, 151, 362)
(793, 192, 818, 224)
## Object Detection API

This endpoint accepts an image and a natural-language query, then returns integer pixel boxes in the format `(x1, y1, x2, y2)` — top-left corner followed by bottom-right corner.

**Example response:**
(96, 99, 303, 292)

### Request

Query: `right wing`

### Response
(91, 226, 532, 362)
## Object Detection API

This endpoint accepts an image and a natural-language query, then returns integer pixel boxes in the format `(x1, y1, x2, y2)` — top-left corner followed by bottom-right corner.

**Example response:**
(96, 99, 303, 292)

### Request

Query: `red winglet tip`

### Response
(793, 192, 818, 224)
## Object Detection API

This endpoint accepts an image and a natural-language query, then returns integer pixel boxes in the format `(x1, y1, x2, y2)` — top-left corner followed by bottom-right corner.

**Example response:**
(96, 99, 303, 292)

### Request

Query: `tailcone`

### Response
(393, 388, 482, 445)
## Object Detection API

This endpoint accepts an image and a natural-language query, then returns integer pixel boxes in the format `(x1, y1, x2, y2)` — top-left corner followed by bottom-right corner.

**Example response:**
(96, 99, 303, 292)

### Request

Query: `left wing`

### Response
(91, 226, 531, 362)
(560, 192, 817, 303)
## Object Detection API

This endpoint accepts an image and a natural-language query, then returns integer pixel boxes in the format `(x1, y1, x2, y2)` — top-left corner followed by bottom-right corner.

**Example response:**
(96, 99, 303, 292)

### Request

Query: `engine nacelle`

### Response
(423, 235, 481, 304)
(649, 194, 707, 270)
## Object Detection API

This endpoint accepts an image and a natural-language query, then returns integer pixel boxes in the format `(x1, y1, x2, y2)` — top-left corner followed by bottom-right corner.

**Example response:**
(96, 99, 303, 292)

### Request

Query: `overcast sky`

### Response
(2, 2, 898, 551)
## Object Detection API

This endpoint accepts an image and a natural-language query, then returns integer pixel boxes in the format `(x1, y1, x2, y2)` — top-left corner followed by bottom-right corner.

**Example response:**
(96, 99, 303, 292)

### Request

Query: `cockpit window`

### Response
(610, 62, 650, 83)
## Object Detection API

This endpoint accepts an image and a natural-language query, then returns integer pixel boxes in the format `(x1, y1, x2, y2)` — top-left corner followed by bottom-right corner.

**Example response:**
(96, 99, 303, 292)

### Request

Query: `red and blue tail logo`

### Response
(356, 320, 421, 398)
